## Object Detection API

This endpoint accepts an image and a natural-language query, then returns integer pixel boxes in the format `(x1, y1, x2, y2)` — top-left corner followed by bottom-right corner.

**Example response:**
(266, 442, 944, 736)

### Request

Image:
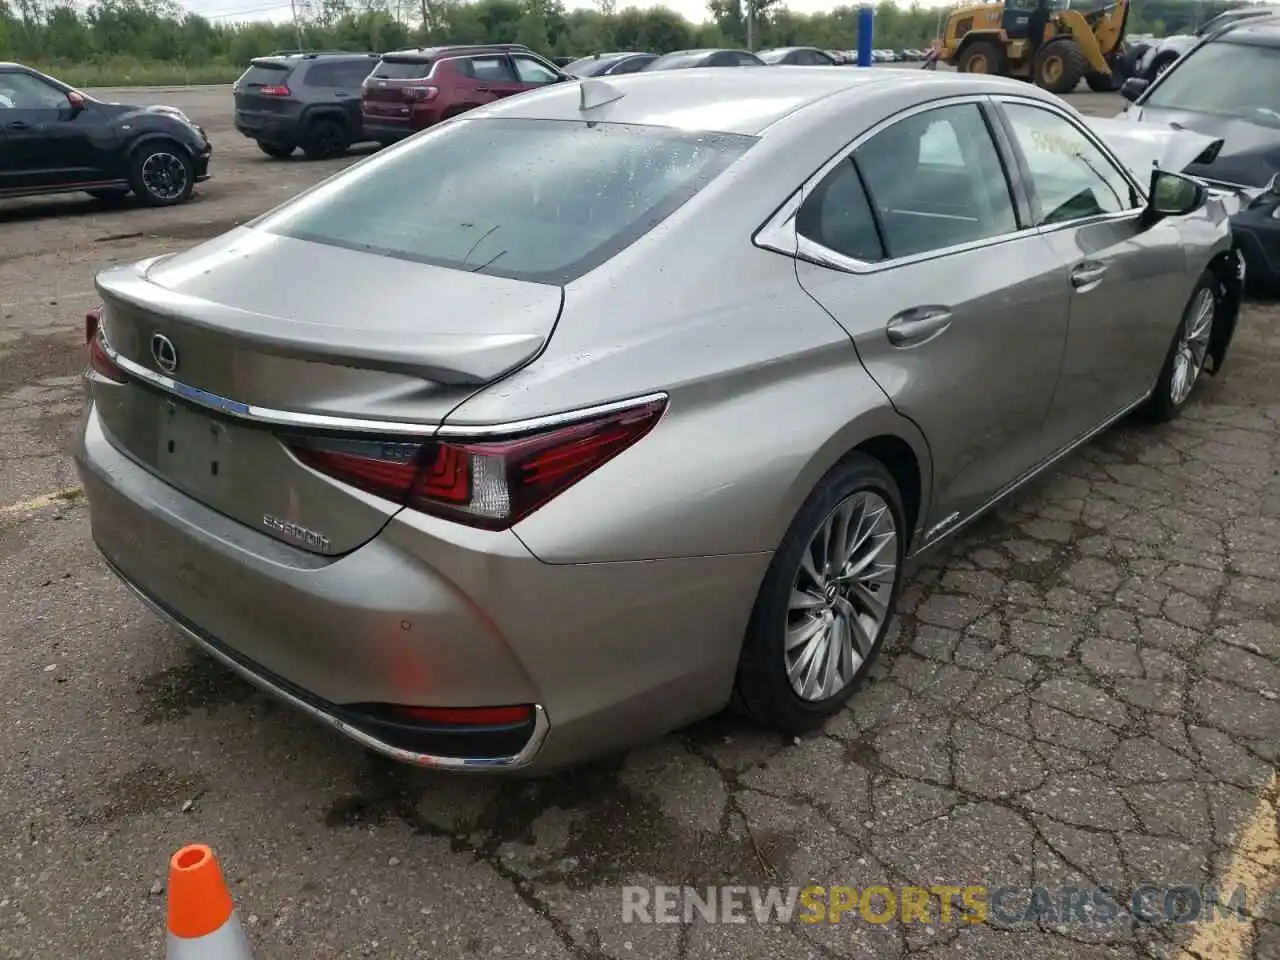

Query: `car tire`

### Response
(956, 39, 1006, 75)
(1085, 68, 1122, 92)
(302, 118, 350, 160)
(1122, 41, 1150, 77)
(733, 453, 907, 736)
(1148, 52, 1177, 80)
(128, 140, 194, 207)
(1138, 271, 1222, 424)
(256, 140, 294, 159)
(1032, 39, 1087, 93)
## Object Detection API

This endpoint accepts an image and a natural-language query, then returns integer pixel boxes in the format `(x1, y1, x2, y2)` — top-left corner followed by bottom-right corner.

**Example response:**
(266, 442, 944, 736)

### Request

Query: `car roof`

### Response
(381, 44, 534, 61)
(251, 51, 376, 65)
(1214, 14, 1280, 44)
(471, 68, 1051, 136)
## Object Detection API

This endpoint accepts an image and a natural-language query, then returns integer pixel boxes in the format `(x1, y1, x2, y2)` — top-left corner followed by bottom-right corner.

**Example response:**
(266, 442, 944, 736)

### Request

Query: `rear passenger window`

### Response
(854, 103, 1018, 259)
(796, 160, 884, 262)
(468, 56, 517, 83)
(335, 61, 374, 87)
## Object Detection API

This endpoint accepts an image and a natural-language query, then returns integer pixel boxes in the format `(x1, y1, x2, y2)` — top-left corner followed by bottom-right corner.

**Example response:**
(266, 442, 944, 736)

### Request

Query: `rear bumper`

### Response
(234, 114, 296, 144)
(74, 403, 765, 772)
(360, 119, 419, 143)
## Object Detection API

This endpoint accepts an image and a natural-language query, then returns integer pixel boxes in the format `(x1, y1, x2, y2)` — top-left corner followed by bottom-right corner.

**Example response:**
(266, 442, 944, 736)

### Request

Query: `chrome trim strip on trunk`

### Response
(99, 332, 668, 439)
(102, 554, 550, 771)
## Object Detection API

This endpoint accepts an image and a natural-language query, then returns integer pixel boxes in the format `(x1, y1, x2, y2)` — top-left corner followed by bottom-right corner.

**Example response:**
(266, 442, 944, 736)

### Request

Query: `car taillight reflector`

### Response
(286, 397, 667, 530)
(402, 85, 438, 101)
(259, 84, 291, 97)
(393, 705, 533, 726)
(85, 306, 127, 383)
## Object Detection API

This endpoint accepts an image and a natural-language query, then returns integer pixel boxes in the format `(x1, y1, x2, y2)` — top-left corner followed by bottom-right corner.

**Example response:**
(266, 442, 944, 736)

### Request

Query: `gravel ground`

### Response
(0, 82, 1277, 960)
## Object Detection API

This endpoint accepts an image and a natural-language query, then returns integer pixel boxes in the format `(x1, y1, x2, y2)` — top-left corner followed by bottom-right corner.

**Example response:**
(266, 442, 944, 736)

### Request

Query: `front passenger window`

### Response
(853, 103, 1018, 259)
(1002, 103, 1133, 225)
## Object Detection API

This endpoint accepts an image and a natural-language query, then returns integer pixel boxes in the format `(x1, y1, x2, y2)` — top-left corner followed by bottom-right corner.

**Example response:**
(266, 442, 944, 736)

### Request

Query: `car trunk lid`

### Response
(234, 60, 296, 115)
(92, 230, 561, 555)
(362, 56, 435, 114)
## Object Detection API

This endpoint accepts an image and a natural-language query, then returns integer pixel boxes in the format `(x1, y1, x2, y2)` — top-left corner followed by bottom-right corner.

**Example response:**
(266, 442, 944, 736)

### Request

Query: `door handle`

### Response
(6, 121, 30, 130)
(886, 306, 952, 347)
(1070, 261, 1107, 290)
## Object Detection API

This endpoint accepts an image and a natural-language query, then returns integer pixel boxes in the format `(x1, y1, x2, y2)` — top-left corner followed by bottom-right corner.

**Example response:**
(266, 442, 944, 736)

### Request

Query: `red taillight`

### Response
(259, 84, 291, 97)
(85, 306, 127, 384)
(287, 397, 666, 530)
(402, 85, 438, 102)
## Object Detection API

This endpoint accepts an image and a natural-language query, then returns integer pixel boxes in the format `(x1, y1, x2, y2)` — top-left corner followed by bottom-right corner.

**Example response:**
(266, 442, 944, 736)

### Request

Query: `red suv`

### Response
(361, 44, 569, 143)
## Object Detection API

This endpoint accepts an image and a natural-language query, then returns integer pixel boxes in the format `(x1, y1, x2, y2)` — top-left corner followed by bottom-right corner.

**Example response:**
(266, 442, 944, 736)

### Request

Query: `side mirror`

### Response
(1143, 169, 1206, 226)
(66, 89, 86, 114)
(1120, 77, 1149, 102)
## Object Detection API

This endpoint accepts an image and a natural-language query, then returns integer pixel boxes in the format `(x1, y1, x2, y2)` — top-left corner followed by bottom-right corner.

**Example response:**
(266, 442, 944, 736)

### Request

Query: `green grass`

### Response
(29, 58, 242, 88)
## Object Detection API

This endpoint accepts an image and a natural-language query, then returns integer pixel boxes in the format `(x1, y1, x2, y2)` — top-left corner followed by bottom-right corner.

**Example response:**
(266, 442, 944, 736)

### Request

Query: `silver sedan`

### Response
(76, 67, 1243, 773)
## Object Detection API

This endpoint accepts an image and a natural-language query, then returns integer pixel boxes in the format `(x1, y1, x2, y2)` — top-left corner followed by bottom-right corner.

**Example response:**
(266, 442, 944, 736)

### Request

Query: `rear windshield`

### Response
(646, 51, 709, 70)
(757, 50, 787, 64)
(371, 58, 432, 80)
(255, 117, 755, 285)
(564, 56, 620, 76)
(1143, 40, 1280, 125)
(239, 62, 291, 86)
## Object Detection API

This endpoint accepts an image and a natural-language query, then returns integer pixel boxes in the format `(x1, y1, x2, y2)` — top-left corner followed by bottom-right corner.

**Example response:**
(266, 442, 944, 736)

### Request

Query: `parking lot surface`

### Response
(2, 83, 1278, 960)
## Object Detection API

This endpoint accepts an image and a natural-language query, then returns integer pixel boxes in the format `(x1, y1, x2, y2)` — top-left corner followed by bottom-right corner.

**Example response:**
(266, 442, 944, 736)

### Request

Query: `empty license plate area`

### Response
(156, 399, 233, 501)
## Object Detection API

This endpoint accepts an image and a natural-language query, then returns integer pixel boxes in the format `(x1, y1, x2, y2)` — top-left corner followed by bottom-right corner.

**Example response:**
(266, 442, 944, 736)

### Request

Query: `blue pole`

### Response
(857, 5, 874, 66)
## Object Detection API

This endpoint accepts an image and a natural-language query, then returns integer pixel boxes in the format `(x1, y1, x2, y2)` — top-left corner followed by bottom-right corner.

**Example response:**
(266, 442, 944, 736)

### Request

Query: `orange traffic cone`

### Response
(165, 844, 253, 959)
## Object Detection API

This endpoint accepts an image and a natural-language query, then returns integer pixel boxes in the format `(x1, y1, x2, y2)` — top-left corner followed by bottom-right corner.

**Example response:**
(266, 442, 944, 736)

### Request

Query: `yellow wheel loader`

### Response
(934, 0, 1132, 94)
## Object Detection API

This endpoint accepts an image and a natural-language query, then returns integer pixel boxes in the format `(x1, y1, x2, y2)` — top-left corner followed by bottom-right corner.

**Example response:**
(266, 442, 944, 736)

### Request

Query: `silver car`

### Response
(76, 68, 1243, 773)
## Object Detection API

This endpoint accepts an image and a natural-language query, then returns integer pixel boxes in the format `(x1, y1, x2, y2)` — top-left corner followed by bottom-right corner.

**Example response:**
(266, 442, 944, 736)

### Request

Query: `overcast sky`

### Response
(191, 0, 956, 28)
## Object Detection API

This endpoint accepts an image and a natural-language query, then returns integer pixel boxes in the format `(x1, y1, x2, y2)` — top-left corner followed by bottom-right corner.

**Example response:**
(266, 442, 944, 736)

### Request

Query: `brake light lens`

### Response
(259, 84, 291, 97)
(85, 306, 127, 384)
(286, 397, 666, 530)
(402, 85, 439, 101)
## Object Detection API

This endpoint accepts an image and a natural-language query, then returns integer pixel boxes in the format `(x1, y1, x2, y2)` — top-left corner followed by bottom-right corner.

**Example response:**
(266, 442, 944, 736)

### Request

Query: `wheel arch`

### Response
(300, 103, 352, 133)
(1206, 248, 1244, 375)
(126, 131, 194, 161)
(783, 409, 934, 555)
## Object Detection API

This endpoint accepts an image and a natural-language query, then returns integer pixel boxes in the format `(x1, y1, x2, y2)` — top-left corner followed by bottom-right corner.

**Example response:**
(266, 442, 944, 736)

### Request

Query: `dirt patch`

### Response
(0, 331, 83, 394)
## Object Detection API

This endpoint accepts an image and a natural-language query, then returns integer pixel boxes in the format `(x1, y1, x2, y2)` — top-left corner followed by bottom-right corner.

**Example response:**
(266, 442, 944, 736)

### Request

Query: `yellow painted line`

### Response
(1181, 771, 1278, 960)
(0, 488, 83, 515)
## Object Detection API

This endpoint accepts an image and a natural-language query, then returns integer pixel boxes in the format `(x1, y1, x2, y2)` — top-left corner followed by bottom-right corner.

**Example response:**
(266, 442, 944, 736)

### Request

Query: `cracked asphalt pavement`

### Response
(1, 83, 1278, 960)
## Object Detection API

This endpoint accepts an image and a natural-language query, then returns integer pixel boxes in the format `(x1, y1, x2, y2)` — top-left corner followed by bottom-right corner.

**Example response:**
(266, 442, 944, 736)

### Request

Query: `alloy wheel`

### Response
(1170, 287, 1215, 406)
(140, 152, 189, 202)
(785, 491, 898, 702)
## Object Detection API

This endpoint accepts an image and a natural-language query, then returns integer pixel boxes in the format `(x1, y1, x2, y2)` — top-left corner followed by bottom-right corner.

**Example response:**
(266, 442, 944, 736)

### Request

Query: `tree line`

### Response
(0, 0, 1262, 86)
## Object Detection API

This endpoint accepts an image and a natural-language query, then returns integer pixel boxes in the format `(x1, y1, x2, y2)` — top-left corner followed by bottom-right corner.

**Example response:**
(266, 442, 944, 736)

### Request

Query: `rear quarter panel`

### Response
(442, 108, 938, 562)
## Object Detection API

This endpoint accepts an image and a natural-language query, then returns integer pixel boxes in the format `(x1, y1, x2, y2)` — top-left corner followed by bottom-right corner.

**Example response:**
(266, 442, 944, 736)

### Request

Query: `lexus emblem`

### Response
(150, 333, 179, 374)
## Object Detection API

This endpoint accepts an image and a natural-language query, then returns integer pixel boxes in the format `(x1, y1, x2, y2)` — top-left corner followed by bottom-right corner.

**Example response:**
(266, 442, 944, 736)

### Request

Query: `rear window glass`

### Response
(255, 117, 755, 285)
(646, 52, 709, 70)
(564, 56, 619, 76)
(372, 58, 432, 80)
(239, 63, 291, 86)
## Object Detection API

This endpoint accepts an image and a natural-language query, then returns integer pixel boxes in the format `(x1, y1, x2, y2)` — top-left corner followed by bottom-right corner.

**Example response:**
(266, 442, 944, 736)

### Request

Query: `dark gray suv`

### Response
(233, 50, 378, 160)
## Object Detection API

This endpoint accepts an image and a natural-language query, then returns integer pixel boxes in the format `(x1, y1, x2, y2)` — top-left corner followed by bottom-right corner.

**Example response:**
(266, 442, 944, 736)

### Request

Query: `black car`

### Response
(757, 46, 839, 66)
(563, 51, 658, 76)
(0, 62, 210, 207)
(233, 50, 379, 160)
(643, 49, 766, 70)
(1120, 16, 1280, 288)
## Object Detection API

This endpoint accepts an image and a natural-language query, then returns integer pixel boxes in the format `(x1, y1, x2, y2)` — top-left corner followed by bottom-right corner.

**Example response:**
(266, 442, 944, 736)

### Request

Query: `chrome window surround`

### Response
(754, 93, 1148, 276)
(97, 332, 668, 439)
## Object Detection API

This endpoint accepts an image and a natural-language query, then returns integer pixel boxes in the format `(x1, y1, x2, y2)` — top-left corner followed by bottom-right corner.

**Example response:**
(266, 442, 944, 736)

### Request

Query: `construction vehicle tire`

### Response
(1032, 39, 1087, 93)
(956, 39, 1007, 75)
